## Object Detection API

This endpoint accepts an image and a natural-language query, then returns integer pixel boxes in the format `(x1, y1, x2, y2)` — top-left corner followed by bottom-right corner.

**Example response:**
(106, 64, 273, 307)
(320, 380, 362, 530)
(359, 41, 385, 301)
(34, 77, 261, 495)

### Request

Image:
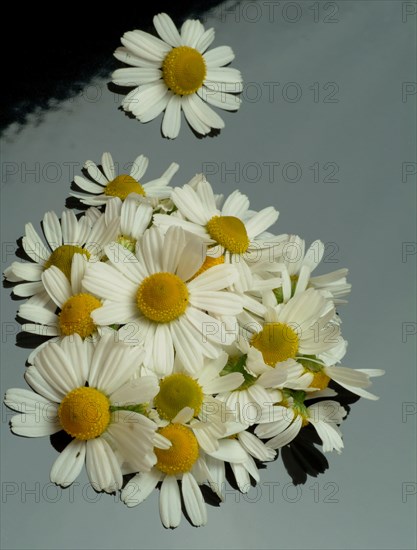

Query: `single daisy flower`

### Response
(295, 355, 385, 399)
(18, 254, 106, 362)
(70, 151, 179, 206)
(4, 208, 118, 302)
(82, 226, 243, 375)
(4, 334, 161, 492)
(154, 175, 281, 292)
(150, 352, 244, 453)
(103, 196, 154, 254)
(205, 423, 276, 496)
(215, 352, 284, 426)
(255, 391, 347, 453)
(243, 288, 343, 371)
(112, 13, 243, 138)
(271, 236, 351, 305)
(121, 420, 211, 527)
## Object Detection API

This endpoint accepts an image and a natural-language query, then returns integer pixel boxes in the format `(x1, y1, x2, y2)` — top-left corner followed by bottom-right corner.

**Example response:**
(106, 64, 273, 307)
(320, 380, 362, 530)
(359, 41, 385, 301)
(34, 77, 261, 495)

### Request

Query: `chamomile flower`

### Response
(4, 208, 117, 302)
(243, 288, 343, 371)
(255, 391, 347, 453)
(215, 353, 284, 426)
(103, 196, 153, 254)
(205, 423, 276, 495)
(121, 419, 212, 528)
(18, 254, 106, 361)
(295, 355, 385, 398)
(150, 353, 244, 453)
(154, 175, 281, 292)
(271, 236, 351, 305)
(70, 151, 179, 206)
(82, 226, 243, 375)
(112, 13, 243, 138)
(4, 334, 160, 492)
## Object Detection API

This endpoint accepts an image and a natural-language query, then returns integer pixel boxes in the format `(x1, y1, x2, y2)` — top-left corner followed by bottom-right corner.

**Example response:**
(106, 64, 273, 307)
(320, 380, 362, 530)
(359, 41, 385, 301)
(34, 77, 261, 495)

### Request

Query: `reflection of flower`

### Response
(5, 334, 161, 492)
(112, 13, 243, 138)
(71, 151, 178, 206)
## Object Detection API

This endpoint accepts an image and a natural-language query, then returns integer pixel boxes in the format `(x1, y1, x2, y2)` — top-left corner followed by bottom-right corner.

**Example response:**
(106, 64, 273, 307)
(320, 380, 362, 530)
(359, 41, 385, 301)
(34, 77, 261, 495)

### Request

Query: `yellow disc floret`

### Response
(162, 46, 206, 96)
(155, 424, 199, 475)
(189, 254, 225, 281)
(58, 387, 110, 440)
(59, 293, 101, 338)
(44, 245, 90, 280)
(136, 272, 189, 323)
(104, 175, 146, 200)
(251, 322, 299, 366)
(154, 373, 204, 421)
(309, 371, 331, 390)
(206, 216, 250, 254)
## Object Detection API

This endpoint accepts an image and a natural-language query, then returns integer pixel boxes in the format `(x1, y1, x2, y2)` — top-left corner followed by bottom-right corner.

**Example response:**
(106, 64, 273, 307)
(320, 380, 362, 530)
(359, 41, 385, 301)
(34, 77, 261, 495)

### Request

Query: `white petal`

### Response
(121, 470, 161, 507)
(203, 46, 235, 68)
(50, 439, 86, 487)
(159, 476, 182, 528)
(153, 13, 182, 47)
(42, 266, 72, 308)
(86, 438, 123, 493)
(181, 19, 205, 48)
(208, 439, 247, 463)
(122, 30, 170, 62)
(182, 472, 207, 526)
(162, 95, 182, 139)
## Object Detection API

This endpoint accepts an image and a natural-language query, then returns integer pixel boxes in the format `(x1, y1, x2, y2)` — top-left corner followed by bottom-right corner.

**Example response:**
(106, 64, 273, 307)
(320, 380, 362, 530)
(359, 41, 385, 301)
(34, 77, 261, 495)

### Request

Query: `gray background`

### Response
(1, 1, 416, 548)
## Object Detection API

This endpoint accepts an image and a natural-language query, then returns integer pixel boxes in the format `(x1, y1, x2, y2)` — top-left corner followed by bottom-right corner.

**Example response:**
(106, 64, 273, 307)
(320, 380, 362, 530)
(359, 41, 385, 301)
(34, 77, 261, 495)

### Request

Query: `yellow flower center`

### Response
(162, 46, 206, 96)
(309, 371, 331, 390)
(136, 272, 189, 323)
(104, 175, 146, 200)
(154, 373, 204, 421)
(155, 424, 199, 475)
(44, 245, 90, 280)
(58, 293, 101, 338)
(206, 216, 250, 254)
(189, 254, 225, 281)
(116, 234, 137, 253)
(251, 322, 299, 366)
(58, 387, 110, 440)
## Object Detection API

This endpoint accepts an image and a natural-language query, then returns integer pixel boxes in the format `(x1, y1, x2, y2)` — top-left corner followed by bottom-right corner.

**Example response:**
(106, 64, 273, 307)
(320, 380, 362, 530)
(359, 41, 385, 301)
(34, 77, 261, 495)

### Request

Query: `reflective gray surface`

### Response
(1, 1, 416, 548)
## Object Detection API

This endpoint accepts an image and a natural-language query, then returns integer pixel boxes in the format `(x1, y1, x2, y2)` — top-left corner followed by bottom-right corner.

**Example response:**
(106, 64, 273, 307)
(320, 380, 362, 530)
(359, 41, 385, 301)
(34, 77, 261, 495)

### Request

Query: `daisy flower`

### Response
(103, 196, 153, 254)
(82, 226, 243, 375)
(18, 254, 106, 361)
(149, 352, 244, 453)
(70, 151, 179, 206)
(121, 400, 242, 528)
(4, 208, 118, 302)
(112, 13, 243, 138)
(121, 421, 211, 527)
(4, 334, 161, 492)
(241, 288, 343, 374)
(255, 391, 347, 453)
(154, 175, 282, 292)
(215, 352, 284, 426)
(271, 236, 351, 305)
(294, 355, 385, 399)
(205, 422, 276, 496)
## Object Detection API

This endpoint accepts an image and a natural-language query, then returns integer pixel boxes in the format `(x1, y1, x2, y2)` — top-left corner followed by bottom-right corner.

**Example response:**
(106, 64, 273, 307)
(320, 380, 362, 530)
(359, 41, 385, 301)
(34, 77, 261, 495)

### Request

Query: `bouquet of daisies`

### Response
(3, 14, 383, 529)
